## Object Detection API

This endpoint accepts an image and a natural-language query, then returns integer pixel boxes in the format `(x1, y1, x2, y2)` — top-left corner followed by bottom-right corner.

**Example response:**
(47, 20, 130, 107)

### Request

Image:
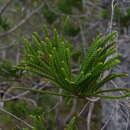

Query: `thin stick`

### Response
(87, 103, 94, 130)
(109, 0, 115, 33)
(0, 0, 12, 16)
(0, 107, 33, 129)
(78, 101, 89, 117)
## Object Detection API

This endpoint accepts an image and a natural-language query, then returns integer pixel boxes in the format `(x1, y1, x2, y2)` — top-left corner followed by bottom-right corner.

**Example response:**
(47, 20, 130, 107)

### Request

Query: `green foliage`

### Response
(57, 0, 72, 14)
(62, 17, 80, 37)
(42, 4, 58, 24)
(0, 16, 10, 31)
(101, 7, 130, 28)
(66, 116, 78, 130)
(101, 8, 110, 19)
(5, 100, 46, 118)
(0, 60, 22, 81)
(120, 8, 130, 28)
(22, 116, 46, 130)
(5, 101, 31, 117)
(22, 128, 30, 130)
(20, 29, 72, 92)
(101, 8, 121, 20)
(57, 0, 82, 14)
(22, 116, 78, 130)
(4, 101, 48, 129)
(31, 115, 46, 130)
(16, 28, 129, 99)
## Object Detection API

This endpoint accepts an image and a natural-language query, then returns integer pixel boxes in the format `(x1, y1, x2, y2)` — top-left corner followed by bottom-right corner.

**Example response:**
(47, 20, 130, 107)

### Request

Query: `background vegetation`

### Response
(0, 0, 130, 130)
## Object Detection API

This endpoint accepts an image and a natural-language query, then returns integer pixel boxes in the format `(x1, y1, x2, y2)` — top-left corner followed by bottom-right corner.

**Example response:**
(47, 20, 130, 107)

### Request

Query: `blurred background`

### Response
(0, 0, 130, 130)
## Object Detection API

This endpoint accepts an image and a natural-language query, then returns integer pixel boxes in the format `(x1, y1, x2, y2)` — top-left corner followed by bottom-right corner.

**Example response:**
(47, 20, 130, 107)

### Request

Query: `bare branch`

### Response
(2, 82, 46, 102)
(78, 101, 90, 117)
(0, 107, 33, 129)
(0, 3, 44, 39)
(86, 103, 94, 130)
(0, 0, 12, 16)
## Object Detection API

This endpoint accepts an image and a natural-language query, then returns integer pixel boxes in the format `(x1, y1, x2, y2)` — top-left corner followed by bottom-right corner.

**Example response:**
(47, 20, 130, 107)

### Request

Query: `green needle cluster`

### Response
(18, 29, 129, 99)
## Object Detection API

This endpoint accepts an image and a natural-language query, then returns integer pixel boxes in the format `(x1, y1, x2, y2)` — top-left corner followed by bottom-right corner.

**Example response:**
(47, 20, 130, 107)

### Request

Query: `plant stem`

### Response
(9, 87, 77, 98)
